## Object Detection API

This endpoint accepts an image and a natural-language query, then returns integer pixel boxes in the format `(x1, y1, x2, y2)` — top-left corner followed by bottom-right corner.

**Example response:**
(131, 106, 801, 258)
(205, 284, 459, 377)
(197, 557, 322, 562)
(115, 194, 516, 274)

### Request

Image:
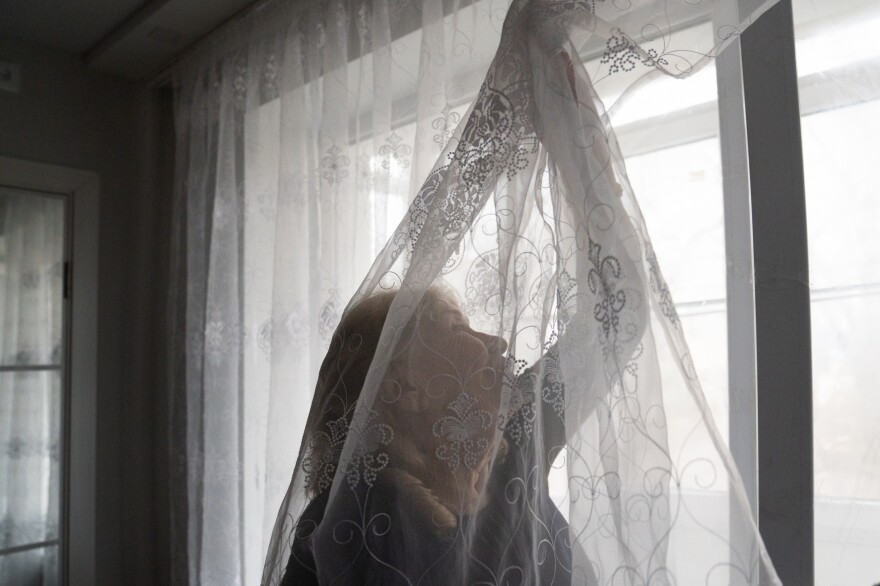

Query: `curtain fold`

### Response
(172, 2, 507, 583)
(170, 1, 781, 584)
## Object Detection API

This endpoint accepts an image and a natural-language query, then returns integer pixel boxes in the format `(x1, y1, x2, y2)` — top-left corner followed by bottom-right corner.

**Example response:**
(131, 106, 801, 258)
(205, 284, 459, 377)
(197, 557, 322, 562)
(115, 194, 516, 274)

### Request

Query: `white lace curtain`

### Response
(170, 1, 507, 583)
(170, 1, 780, 584)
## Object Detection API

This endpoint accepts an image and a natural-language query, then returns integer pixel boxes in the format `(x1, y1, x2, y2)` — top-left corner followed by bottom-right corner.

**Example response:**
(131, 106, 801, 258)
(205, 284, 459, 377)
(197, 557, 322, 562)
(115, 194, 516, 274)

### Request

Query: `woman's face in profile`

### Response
(403, 295, 509, 416)
(391, 294, 509, 502)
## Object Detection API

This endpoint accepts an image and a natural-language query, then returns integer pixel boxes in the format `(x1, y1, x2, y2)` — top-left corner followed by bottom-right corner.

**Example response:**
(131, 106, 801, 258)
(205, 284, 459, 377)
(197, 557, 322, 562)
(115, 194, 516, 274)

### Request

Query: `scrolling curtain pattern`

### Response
(171, 0, 782, 584)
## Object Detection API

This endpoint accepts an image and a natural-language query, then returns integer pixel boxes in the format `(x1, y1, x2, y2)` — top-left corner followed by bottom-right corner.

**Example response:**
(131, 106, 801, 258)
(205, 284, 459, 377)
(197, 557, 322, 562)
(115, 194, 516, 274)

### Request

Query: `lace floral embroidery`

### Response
(302, 410, 393, 492)
(556, 269, 578, 330)
(318, 288, 342, 341)
(378, 132, 412, 170)
(646, 243, 679, 326)
(389, 165, 446, 264)
(501, 357, 538, 446)
(600, 31, 669, 75)
(345, 410, 394, 489)
(500, 346, 566, 447)
(539, 346, 565, 418)
(321, 144, 350, 185)
(432, 104, 461, 148)
(587, 238, 626, 342)
(302, 415, 348, 492)
(433, 392, 492, 471)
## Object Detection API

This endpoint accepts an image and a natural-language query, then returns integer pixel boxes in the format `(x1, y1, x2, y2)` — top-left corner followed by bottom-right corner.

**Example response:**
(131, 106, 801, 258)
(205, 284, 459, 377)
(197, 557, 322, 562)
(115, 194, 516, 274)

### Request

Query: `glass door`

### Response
(0, 185, 67, 586)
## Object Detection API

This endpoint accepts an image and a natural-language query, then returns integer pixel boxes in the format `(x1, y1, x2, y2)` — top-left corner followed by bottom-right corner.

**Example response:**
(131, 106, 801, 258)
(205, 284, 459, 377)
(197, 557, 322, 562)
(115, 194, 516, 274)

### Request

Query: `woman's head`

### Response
(304, 287, 510, 513)
(380, 290, 508, 414)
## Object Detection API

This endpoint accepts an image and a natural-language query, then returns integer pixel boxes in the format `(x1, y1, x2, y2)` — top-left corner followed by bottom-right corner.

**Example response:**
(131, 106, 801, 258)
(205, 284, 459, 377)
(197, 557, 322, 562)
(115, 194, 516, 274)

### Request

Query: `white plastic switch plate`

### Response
(0, 62, 21, 93)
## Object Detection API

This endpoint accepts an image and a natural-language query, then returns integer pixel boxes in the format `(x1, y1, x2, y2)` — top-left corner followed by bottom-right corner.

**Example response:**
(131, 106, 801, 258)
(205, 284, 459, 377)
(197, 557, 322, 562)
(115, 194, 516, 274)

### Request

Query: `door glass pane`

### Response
(793, 1, 880, 584)
(0, 371, 61, 549)
(0, 184, 65, 586)
(0, 545, 58, 586)
(0, 187, 65, 367)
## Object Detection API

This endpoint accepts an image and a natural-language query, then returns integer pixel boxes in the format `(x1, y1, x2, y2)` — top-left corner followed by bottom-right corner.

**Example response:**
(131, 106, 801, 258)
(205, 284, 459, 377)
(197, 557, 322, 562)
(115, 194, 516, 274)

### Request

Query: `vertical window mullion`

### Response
(714, 5, 759, 518)
(740, 0, 814, 584)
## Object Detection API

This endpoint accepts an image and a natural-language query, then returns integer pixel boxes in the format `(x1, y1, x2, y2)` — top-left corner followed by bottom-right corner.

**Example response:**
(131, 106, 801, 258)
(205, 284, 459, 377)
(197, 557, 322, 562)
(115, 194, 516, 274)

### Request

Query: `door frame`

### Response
(0, 155, 98, 586)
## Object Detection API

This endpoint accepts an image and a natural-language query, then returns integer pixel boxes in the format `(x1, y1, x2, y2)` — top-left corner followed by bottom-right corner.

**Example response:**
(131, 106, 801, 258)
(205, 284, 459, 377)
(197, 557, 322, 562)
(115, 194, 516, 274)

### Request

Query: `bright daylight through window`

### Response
(232, 1, 880, 584)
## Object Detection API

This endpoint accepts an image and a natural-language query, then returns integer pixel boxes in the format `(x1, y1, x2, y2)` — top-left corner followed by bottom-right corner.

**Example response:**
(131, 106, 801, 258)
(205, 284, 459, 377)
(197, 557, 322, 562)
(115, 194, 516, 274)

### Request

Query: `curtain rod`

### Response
(148, 0, 482, 89)
(148, 0, 324, 88)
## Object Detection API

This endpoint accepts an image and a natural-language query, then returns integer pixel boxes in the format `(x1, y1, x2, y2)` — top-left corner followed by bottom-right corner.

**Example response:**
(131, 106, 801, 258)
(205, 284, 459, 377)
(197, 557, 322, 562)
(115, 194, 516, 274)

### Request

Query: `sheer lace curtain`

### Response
(170, 1, 506, 583)
(170, 0, 782, 584)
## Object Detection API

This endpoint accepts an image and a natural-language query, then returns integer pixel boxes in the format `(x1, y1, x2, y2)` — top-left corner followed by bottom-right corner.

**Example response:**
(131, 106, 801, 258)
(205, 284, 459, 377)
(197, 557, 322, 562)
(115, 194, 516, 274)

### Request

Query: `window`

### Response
(236, 1, 878, 582)
(794, 1, 880, 583)
(0, 186, 66, 586)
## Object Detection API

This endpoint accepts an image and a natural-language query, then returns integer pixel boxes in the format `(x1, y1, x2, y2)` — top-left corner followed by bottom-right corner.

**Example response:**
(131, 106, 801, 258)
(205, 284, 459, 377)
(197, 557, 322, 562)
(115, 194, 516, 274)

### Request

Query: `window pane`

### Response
(626, 136, 730, 435)
(793, 0, 880, 583)
(0, 545, 58, 586)
(0, 187, 65, 367)
(0, 371, 61, 550)
(588, 67, 736, 579)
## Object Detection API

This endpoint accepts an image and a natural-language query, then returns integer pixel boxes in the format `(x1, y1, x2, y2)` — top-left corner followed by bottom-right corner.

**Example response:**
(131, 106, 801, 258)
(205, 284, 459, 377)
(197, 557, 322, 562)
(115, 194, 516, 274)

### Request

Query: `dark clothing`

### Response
(281, 359, 582, 585)
(281, 450, 572, 585)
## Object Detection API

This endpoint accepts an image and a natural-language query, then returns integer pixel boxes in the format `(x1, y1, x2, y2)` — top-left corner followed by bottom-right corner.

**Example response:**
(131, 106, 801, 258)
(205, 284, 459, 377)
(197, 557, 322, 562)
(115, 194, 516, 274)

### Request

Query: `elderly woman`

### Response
(279, 288, 585, 585)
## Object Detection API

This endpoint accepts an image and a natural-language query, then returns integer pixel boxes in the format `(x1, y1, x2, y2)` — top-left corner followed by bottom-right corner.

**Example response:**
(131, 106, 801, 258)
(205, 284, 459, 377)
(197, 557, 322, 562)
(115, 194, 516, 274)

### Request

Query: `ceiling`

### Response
(0, 0, 262, 79)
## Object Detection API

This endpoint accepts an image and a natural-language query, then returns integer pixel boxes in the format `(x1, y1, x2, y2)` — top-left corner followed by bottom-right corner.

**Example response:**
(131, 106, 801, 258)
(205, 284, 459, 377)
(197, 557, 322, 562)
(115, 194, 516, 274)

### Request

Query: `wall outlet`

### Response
(0, 62, 21, 93)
